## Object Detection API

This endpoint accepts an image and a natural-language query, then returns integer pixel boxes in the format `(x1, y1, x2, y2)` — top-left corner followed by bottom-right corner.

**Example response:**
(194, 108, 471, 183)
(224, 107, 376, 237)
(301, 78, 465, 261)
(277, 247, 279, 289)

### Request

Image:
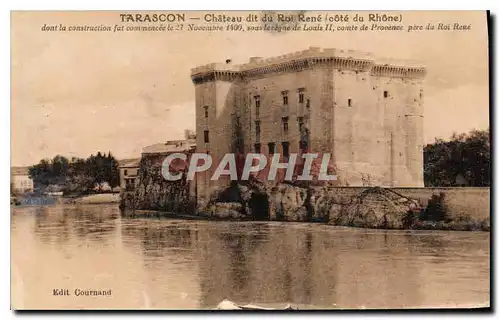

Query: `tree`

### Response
(28, 156, 68, 187)
(29, 151, 122, 194)
(424, 128, 490, 187)
(29, 158, 52, 187)
(64, 157, 94, 193)
(51, 155, 69, 179)
(106, 152, 120, 189)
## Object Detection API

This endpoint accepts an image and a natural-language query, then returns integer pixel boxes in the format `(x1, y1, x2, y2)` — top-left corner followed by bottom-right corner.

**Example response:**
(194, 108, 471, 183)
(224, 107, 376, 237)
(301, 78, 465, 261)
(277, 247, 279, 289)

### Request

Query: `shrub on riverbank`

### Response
(420, 192, 450, 222)
(403, 193, 489, 231)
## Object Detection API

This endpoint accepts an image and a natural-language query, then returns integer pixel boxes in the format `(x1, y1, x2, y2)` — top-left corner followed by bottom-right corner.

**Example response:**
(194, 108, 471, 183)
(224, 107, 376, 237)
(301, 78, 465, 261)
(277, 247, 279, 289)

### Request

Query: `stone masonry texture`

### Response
(191, 47, 427, 206)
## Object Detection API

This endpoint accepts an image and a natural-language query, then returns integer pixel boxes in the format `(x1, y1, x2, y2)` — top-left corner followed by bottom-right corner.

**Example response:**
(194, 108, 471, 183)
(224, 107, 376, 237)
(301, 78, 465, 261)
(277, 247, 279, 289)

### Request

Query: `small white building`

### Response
(11, 166, 34, 194)
(118, 159, 141, 192)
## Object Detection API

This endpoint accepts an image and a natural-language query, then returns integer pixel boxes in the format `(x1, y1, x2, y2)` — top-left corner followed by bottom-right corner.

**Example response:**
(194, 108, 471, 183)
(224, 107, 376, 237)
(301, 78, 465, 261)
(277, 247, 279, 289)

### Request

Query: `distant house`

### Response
(118, 158, 141, 192)
(11, 166, 34, 194)
(141, 139, 196, 156)
(141, 139, 197, 176)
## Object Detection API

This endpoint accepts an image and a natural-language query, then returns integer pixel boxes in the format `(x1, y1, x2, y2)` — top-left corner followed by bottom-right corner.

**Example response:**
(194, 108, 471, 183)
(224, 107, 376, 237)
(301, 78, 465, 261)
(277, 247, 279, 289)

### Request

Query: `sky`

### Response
(11, 11, 489, 166)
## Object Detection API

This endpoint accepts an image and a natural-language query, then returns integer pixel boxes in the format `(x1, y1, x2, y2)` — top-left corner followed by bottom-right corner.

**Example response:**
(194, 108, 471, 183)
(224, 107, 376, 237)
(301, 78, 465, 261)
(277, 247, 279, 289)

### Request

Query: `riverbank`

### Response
(65, 193, 120, 204)
(122, 207, 490, 232)
(121, 208, 213, 220)
(405, 218, 490, 232)
(121, 178, 490, 232)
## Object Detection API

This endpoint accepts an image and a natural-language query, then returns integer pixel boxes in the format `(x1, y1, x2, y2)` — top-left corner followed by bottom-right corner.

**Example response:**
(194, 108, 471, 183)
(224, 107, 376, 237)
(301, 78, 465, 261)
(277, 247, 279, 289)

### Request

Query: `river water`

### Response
(11, 203, 490, 310)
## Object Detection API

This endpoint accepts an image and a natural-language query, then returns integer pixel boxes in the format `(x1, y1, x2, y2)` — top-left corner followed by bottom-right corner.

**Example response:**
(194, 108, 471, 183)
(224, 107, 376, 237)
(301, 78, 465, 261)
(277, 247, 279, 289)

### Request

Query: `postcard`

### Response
(11, 10, 490, 310)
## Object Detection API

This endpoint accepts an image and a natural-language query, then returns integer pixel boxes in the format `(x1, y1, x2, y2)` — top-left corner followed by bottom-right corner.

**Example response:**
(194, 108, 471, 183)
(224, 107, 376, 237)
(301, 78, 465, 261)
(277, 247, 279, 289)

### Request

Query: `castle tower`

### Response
(191, 47, 427, 205)
(404, 81, 425, 187)
(191, 62, 240, 207)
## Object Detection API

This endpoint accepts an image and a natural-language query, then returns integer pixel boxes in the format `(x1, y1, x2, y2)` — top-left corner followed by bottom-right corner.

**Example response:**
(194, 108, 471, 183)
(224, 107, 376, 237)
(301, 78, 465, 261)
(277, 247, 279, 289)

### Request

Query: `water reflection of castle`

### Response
(121, 220, 425, 308)
(16, 205, 488, 309)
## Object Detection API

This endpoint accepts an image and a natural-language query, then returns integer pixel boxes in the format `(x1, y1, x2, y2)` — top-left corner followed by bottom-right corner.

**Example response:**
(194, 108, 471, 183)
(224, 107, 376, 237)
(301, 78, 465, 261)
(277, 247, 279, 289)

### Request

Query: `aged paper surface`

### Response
(11, 11, 490, 310)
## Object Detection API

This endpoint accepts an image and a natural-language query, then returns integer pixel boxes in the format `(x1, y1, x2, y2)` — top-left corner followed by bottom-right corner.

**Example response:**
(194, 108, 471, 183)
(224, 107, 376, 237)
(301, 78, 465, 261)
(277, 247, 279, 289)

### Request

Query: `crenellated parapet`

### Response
(192, 70, 241, 84)
(371, 64, 426, 79)
(190, 46, 426, 84)
(332, 58, 373, 72)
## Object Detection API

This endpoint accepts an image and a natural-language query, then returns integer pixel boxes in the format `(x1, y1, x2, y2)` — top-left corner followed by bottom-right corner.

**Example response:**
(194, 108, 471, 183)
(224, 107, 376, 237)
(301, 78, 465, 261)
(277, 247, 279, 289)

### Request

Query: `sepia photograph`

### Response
(10, 10, 490, 310)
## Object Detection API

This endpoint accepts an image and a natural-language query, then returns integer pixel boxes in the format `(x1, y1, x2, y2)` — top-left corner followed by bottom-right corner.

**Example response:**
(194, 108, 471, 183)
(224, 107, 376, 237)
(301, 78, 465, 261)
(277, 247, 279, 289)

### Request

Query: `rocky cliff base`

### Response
(122, 159, 489, 232)
(120, 154, 195, 213)
(201, 180, 489, 231)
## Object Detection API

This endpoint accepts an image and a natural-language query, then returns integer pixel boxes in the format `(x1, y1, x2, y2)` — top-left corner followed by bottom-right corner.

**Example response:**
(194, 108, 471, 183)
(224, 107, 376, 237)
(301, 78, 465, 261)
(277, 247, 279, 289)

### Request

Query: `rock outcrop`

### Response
(204, 180, 422, 228)
(123, 154, 195, 213)
(123, 160, 486, 231)
(326, 187, 420, 229)
(205, 202, 247, 220)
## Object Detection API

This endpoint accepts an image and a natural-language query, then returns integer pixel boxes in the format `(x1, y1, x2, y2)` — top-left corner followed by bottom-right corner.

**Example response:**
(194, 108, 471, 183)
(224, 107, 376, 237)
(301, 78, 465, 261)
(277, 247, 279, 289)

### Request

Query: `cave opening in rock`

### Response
(248, 193, 270, 220)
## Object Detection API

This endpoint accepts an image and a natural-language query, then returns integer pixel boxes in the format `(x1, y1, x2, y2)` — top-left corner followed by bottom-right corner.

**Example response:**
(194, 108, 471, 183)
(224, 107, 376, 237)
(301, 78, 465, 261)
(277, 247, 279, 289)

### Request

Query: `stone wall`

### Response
(392, 187, 490, 220)
(308, 187, 490, 222)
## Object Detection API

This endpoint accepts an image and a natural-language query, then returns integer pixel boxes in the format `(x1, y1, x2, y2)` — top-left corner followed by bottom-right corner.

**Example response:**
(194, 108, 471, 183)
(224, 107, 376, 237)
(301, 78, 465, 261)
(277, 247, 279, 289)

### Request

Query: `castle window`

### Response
(254, 95, 260, 117)
(298, 88, 305, 103)
(348, 98, 352, 107)
(124, 170, 128, 176)
(268, 142, 275, 155)
(383, 90, 389, 98)
(282, 91, 289, 105)
(282, 141, 290, 158)
(282, 117, 289, 133)
(254, 143, 261, 153)
(204, 130, 209, 143)
(297, 117, 304, 131)
(255, 120, 261, 140)
(204, 106, 208, 118)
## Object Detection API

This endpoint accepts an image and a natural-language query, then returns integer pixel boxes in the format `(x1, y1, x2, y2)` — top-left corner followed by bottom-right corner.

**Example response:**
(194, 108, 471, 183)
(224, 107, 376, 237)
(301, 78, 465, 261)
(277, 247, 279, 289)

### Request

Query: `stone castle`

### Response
(191, 47, 426, 206)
